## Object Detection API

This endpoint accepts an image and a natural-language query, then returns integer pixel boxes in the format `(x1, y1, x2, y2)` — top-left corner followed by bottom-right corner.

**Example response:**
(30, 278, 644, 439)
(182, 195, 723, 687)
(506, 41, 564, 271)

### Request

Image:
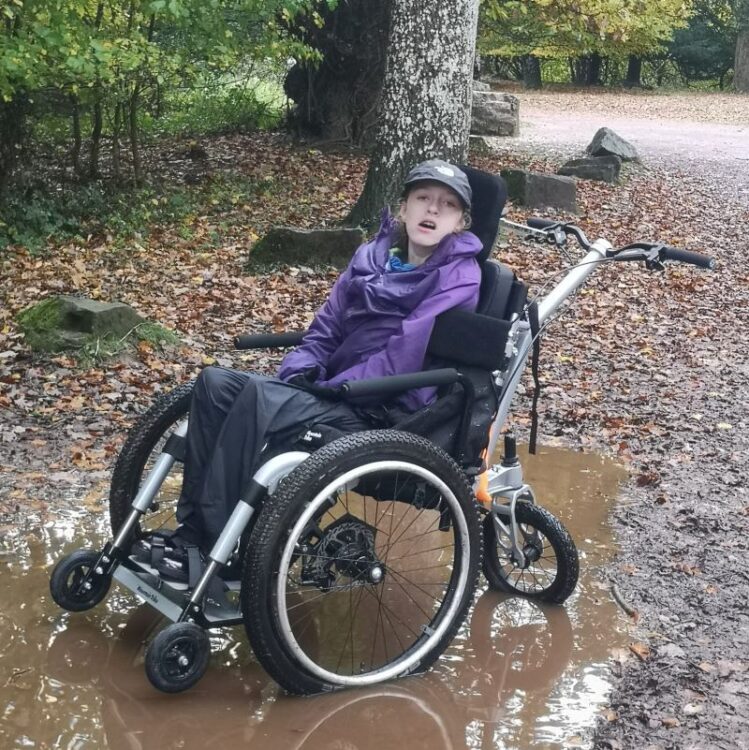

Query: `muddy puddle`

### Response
(1, 446, 628, 750)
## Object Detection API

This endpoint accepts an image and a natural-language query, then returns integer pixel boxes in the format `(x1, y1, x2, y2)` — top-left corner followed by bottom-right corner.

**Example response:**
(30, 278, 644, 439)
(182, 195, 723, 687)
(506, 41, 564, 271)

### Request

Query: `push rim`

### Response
(275, 460, 472, 687)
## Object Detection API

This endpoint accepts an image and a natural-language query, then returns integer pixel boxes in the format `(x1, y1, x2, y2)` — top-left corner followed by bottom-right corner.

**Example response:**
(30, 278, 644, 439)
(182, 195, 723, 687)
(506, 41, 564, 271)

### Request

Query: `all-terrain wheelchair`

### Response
(49, 164, 714, 695)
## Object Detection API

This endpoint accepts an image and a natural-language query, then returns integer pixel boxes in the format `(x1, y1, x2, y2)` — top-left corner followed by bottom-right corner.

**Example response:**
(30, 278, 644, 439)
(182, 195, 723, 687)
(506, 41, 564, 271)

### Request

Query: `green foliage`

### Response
(479, 0, 693, 59)
(0, 0, 329, 194)
(670, 14, 735, 82)
(0, 174, 262, 253)
(144, 78, 286, 138)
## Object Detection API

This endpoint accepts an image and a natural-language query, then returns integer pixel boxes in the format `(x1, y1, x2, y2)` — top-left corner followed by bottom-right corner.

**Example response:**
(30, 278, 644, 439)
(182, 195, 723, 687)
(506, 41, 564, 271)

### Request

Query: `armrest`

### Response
(234, 331, 307, 350)
(340, 368, 460, 399)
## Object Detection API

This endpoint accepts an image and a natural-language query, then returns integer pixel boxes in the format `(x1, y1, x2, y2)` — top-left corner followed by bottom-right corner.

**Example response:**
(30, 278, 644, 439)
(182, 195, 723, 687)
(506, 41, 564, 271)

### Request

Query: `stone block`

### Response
(586, 127, 639, 162)
(501, 169, 577, 213)
(558, 155, 622, 183)
(247, 226, 365, 270)
(471, 91, 519, 137)
(17, 296, 146, 352)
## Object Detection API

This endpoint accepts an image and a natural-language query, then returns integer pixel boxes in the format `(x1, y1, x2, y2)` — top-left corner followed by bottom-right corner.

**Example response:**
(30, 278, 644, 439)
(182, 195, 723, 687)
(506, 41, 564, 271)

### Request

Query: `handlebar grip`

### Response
(661, 247, 715, 270)
(234, 331, 306, 349)
(341, 368, 460, 399)
(526, 217, 559, 230)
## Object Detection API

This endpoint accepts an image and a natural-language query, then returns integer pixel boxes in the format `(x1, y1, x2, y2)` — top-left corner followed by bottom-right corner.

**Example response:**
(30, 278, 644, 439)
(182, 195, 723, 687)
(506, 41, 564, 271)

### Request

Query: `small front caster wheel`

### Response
(145, 622, 210, 693)
(50, 550, 111, 612)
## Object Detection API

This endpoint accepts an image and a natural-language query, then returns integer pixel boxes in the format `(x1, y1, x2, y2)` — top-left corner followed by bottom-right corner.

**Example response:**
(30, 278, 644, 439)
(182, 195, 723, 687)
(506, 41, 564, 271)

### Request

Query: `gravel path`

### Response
(487, 89, 749, 202)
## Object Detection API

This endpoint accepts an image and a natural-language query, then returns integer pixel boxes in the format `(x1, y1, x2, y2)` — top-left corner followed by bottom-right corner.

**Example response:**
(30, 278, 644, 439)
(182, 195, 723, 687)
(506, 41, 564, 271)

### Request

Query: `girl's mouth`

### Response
(418, 220, 436, 230)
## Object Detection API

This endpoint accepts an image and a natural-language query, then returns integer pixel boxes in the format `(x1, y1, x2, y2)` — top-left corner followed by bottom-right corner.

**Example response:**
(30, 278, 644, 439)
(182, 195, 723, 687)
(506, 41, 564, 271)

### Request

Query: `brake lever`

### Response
(552, 227, 567, 247)
(645, 245, 666, 271)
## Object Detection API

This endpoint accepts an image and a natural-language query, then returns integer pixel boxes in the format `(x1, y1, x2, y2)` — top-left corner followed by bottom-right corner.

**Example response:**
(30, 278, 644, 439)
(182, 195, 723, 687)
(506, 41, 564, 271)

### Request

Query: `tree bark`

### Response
(347, 0, 480, 227)
(284, 0, 391, 146)
(735, 28, 749, 92)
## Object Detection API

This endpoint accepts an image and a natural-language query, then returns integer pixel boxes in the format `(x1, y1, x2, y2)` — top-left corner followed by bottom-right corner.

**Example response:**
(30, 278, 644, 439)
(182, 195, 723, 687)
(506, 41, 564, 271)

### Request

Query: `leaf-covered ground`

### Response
(1, 92, 748, 748)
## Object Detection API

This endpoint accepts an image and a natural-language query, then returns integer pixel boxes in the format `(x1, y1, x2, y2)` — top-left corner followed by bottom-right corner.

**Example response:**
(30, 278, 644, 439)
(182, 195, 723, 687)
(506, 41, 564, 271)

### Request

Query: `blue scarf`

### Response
(386, 247, 415, 272)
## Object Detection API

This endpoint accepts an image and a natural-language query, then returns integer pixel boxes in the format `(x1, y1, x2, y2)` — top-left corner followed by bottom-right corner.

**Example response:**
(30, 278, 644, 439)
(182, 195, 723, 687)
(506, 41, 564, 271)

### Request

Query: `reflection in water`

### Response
(1, 446, 627, 749)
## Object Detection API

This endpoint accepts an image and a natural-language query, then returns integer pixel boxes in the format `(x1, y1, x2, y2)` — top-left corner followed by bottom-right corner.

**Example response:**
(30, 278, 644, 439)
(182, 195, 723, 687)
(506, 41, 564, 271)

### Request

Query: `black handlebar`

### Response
(661, 246, 715, 270)
(525, 217, 714, 269)
(526, 217, 559, 230)
(340, 368, 460, 399)
(234, 331, 306, 349)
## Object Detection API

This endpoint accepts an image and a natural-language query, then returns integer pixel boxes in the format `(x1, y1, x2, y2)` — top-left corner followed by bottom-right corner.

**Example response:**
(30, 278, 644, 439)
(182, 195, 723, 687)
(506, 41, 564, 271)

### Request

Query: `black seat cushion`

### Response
(427, 261, 527, 371)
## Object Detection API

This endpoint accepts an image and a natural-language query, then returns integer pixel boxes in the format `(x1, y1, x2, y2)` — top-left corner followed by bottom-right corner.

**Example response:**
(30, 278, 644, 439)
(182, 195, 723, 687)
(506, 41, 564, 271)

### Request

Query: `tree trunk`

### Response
(587, 53, 602, 85)
(112, 101, 122, 182)
(89, 88, 103, 179)
(347, 0, 479, 227)
(284, 0, 391, 146)
(571, 55, 602, 85)
(0, 95, 29, 200)
(129, 87, 141, 185)
(625, 55, 642, 87)
(735, 28, 749, 92)
(523, 55, 542, 89)
(71, 96, 82, 176)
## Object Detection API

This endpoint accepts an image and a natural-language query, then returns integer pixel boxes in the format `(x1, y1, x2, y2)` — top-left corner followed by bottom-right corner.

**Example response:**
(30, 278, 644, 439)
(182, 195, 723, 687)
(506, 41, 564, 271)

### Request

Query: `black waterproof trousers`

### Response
(176, 367, 374, 548)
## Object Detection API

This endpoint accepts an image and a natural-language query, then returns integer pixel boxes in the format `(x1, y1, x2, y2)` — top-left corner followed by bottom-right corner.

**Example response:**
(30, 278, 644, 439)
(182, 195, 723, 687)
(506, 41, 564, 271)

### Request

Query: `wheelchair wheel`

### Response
(145, 622, 210, 693)
(482, 502, 579, 604)
(242, 430, 482, 695)
(50, 550, 111, 612)
(109, 380, 194, 537)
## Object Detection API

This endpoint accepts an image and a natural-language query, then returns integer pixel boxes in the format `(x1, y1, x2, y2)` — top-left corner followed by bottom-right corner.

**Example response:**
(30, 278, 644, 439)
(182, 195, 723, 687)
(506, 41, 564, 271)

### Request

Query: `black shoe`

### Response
(130, 530, 177, 565)
(156, 543, 205, 584)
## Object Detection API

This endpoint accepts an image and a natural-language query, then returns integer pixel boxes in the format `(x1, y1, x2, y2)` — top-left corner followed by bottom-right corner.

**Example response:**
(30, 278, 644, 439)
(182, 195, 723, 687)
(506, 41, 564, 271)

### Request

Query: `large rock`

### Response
(247, 226, 365, 270)
(558, 155, 622, 183)
(17, 296, 146, 352)
(471, 91, 519, 137)
(586, 127, 639, 162)
(469, 135, 495, 156)
(501, 169, 577, 213)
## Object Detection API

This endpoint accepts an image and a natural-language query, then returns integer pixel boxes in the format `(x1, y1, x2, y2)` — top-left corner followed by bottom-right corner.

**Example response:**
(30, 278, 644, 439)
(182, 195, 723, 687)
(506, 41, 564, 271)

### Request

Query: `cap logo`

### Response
(435, 165, 455, 177)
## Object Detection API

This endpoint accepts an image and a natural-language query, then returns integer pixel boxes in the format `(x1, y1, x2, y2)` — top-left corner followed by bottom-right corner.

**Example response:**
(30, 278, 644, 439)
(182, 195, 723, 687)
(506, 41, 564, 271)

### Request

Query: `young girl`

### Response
(150, 160, 483, 580)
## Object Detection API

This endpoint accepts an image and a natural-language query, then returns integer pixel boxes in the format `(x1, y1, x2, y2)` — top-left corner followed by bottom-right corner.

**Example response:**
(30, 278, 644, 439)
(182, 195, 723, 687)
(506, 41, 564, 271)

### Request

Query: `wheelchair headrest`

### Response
(458, 165, 507, 264)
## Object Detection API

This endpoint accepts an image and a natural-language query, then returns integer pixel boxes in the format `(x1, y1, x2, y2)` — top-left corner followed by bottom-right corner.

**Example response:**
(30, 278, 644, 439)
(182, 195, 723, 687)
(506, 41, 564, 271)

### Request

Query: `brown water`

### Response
(1, 446, 627, 750)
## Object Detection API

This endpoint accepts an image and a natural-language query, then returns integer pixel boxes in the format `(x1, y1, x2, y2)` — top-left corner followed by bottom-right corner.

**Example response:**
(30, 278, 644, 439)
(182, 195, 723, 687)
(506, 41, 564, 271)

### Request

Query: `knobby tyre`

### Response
(49, 550, 111, 612)
(145, 622, 210, 693)
(242, 430, 482, 695)
(482, 501, 579, 604)
(108, 381, 194, 537)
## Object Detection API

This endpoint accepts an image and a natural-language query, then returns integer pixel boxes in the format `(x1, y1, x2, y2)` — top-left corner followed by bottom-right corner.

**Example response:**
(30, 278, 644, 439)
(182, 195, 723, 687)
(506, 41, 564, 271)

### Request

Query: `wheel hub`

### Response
(301, 514, 383, 591)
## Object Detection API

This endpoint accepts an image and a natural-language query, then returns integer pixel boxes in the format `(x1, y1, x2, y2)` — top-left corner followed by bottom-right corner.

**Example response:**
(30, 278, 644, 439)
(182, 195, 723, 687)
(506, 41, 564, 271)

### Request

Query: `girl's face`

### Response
(399, 182, 466, 253)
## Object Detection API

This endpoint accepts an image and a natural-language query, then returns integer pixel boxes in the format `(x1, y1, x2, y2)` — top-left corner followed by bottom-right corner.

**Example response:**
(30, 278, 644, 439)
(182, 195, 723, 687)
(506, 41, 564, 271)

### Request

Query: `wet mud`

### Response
(1, 447, 627, 749)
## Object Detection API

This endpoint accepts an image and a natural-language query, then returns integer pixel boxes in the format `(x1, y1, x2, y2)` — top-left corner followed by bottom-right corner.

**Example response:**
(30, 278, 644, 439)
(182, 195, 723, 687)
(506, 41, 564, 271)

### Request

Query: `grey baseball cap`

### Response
(403, 159, 472, 209)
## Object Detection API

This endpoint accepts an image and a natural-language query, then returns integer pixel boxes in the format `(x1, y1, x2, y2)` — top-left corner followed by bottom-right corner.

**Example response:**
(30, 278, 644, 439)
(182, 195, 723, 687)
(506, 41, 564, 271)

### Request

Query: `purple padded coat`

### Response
(277, 211, 483, 412)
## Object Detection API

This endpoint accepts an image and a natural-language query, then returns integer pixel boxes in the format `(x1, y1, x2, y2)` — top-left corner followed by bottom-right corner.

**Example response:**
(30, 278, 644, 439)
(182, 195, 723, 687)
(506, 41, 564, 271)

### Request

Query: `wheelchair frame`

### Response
(83, 229, 614, 633)
(51, 214, 712, 693)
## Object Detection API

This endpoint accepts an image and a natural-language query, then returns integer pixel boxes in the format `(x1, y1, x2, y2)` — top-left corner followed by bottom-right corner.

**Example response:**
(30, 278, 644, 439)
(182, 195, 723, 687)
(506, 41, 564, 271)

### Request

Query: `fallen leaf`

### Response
(683, 702, 704, 716)
(629, 642, 651, 661)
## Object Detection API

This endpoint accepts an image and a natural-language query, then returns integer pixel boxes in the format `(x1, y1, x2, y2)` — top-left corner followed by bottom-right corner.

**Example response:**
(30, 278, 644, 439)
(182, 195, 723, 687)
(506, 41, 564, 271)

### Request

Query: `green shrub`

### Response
(0, 175, 261, 254)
